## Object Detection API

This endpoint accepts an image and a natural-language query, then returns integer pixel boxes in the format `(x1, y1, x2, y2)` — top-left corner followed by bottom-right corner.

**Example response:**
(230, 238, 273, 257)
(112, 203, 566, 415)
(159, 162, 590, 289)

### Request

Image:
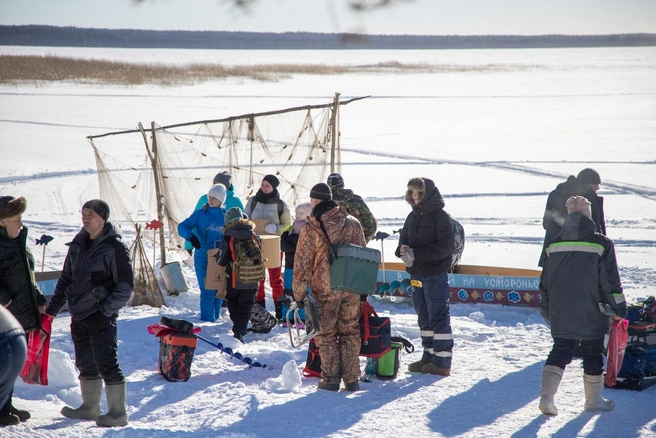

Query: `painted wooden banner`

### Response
(376, 263, 542, 308)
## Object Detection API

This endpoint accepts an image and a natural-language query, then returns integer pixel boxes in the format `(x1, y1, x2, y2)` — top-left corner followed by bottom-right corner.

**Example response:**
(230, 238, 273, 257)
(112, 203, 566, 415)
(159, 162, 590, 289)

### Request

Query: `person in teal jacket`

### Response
(184, 171, 244, 254)
(178, 184, 227, 322)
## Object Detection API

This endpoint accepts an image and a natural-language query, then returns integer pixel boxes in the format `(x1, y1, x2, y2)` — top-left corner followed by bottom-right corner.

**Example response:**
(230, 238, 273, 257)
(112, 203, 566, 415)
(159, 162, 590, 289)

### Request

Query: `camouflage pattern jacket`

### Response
(292, 200, 366, 301)
(331, 187, 377, 243)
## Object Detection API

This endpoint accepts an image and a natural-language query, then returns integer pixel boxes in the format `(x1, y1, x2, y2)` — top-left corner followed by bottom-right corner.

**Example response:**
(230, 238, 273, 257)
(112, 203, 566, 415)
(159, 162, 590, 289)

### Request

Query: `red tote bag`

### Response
(19, 314, 53, 385)
(605, 319, 629, 388)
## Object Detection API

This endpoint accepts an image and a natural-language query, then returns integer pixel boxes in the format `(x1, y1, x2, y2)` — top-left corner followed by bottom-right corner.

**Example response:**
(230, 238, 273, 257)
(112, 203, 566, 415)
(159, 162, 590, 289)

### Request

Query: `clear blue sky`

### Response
(2, 0, 655, 35)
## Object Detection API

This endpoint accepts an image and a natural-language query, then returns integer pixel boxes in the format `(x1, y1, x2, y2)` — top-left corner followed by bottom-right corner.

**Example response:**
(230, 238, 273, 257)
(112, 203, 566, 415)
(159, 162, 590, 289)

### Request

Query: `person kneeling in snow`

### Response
(539, 195, 627, 415)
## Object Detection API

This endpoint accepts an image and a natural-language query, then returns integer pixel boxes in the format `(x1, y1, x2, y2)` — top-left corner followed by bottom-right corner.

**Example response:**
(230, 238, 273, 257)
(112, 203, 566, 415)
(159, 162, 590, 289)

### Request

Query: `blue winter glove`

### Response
(189, 235, 201, 249)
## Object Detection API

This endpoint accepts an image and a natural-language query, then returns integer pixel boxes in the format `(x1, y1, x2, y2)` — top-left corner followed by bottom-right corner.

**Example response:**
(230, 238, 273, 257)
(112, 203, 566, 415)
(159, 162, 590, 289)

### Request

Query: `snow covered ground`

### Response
(1, 46, 656, 437)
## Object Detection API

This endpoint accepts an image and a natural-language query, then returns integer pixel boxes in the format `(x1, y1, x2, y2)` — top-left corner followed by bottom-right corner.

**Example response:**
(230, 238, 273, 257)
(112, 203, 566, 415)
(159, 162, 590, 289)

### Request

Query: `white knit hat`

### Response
(207, 184, 227, 204)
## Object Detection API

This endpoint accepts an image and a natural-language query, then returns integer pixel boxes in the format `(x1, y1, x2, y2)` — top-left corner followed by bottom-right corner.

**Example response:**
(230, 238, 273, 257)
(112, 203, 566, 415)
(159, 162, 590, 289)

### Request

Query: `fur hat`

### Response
(263, 174, 280, 189)
(0, 196, 27, 220)
(213, 171, 232, 188)
(566, 196, 592, 218)
(82, 199, 110, 221)
(327, 173, 344, 189)
(577, 168, 601, 185)
(292, 202, 313, 234)
(225, 207, 244, 225)
(310, 183, 332, 201)
(207, 184, 227, 204)
(405, 177, 426, 203)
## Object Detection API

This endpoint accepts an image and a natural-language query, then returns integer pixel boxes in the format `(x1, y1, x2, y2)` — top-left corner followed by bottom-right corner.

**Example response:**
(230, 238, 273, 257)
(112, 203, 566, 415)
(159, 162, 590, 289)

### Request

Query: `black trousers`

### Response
(70, 311, 125, 384)
(546, 337, 605, 376)
(226, 288, 257, 336)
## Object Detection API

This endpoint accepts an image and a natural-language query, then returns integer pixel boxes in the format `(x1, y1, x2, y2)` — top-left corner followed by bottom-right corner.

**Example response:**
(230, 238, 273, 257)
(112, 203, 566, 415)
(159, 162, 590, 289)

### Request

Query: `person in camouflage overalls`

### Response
(327, 173, 377, 243)
(293, 183, 366, 392)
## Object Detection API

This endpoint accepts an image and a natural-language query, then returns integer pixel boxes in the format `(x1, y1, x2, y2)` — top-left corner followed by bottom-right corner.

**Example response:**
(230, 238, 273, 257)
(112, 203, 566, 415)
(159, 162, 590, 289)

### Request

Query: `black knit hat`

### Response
(0, 196, 27, 220)
(327, 173, 344, 188)
(213, 171, 232, 188)
(577, 168, 601, 185)
(310, 183, 332, 201)
(263, 174, 280, 189)
(82, 199, 110, 221)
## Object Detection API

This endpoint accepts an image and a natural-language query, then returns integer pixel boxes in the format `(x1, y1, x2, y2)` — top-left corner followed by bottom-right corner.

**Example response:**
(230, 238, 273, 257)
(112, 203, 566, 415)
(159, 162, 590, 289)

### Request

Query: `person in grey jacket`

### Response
(538, 196, 626, 416)
(46, 199, 133, 428)
(0, 195, 46, 426)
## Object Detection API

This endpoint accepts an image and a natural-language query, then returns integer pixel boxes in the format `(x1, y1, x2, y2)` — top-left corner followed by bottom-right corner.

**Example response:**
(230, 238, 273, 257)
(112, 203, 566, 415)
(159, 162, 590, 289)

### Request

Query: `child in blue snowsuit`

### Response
(184, 171, 244, 254)
(178, 184, 227, 322)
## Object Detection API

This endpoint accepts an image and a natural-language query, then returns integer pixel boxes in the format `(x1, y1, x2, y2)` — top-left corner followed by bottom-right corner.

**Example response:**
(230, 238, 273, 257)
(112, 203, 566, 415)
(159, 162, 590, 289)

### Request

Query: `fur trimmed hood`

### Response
(0, 196, 27, 220)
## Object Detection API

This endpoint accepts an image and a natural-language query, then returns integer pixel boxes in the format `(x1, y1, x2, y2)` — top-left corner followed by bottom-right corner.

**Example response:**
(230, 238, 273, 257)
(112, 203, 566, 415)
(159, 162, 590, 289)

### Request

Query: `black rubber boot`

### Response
(274, 301, 283, 323)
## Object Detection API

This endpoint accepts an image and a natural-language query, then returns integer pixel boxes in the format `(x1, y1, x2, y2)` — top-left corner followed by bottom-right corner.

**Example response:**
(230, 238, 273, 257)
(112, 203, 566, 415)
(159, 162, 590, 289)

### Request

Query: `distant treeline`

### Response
(1, 25, 656, 50)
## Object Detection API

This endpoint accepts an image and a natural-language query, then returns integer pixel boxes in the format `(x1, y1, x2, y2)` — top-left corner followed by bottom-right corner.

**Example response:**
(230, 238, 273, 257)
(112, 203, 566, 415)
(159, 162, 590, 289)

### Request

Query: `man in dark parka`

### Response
(539, 168, 606, 267)
(538, 196, 626, 416)
(47, 199, 133, 427)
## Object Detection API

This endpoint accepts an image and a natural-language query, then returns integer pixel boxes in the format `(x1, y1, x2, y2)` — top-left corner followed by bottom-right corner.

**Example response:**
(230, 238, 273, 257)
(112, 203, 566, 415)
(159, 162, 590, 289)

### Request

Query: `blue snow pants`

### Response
(411, 271, 453, 370)
(194, 250, 223, 322)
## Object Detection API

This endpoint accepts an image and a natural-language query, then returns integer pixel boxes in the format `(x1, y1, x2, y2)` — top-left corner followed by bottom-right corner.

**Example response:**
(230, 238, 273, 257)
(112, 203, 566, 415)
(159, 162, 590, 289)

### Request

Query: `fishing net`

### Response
(88, 95, 360, 265)
(127, 224, 166, 308)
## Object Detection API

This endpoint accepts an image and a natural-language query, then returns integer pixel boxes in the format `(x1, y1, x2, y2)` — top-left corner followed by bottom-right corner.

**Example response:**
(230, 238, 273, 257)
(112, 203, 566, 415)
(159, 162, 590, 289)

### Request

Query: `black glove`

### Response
(189, 235, 201, 249)
(295, 300, 305, 309)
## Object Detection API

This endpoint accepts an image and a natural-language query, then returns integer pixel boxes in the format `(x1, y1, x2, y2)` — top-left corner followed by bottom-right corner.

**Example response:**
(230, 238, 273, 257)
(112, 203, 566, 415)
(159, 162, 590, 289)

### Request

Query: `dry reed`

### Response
(0, 55, 540, 85)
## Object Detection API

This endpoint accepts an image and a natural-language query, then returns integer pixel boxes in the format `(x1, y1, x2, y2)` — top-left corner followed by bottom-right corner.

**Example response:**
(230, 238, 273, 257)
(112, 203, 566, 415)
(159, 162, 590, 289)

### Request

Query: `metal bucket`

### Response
(160, 262, 189, 295)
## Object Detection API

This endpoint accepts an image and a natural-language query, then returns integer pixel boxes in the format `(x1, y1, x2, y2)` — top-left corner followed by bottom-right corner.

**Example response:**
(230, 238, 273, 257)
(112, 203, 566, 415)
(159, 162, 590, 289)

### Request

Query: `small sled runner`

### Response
(287, 294, 320, 348)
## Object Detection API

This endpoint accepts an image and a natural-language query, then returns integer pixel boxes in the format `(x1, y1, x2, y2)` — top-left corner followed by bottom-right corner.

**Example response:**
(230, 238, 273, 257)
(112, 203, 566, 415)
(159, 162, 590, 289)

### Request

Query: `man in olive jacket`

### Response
(47, 199, 133, 427)
(538, 196, 626, 416)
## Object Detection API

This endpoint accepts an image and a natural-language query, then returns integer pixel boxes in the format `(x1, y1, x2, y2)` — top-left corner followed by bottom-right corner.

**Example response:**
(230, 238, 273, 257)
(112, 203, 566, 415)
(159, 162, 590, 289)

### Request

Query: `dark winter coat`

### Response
(395, 178, 453, 277)
(280, 230, 300, 270)
(539, 175, 606, 266)
(46, 223, 133, 321)
(217, 218, 260, 290)
(0, 226, 46, 332)
(540, 212, 626, 340)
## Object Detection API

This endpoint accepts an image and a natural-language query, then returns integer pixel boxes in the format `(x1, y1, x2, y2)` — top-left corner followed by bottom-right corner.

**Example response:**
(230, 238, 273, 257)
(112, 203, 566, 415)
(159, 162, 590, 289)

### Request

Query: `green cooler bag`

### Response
(330, 244, 381, 294)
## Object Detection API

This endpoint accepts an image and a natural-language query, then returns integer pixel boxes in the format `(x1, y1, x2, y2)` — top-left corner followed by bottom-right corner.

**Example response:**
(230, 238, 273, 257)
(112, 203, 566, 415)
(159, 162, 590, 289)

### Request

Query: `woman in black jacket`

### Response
(395, 178, 454, 377)
(0, 196, 47, 426)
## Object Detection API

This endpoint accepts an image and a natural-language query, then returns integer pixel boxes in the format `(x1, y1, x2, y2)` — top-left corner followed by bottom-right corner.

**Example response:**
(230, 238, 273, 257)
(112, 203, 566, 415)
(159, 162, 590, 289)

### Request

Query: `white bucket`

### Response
(160, 262, 189, 294)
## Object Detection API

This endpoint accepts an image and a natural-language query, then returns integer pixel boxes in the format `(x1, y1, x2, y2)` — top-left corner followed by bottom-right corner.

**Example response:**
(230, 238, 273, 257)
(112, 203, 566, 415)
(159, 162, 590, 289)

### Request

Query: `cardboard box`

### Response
(260, 234, 281, 269)
(205, 248, 227, 297)
(253, 219, 275, 235)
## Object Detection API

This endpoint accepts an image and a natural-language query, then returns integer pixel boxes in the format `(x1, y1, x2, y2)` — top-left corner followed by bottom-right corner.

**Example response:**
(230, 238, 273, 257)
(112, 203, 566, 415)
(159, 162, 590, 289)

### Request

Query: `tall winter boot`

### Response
(539, 365, 563, 415)
(61, 378, 102, 421)
(583, 374, 615, 412)
(274, 301, 283, 323)
(96, 382, 128, 427)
